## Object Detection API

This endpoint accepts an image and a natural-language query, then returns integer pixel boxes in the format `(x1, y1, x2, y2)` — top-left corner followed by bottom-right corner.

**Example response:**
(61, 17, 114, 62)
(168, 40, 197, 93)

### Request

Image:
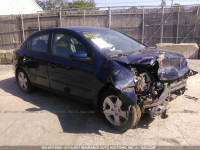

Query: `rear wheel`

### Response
(100, 90, 138, 132)
(17, 69, 32, 93)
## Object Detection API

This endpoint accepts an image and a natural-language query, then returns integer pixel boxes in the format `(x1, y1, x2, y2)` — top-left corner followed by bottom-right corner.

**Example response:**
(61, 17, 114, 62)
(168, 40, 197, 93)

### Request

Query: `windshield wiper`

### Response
(109, 53, 126, 58)
(109, 48, 147, 58)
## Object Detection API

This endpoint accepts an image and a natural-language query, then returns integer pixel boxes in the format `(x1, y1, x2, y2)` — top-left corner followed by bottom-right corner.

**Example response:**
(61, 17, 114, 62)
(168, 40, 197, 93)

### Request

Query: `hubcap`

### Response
(18, 72, 28, 91)
(103, 95, 129, 126)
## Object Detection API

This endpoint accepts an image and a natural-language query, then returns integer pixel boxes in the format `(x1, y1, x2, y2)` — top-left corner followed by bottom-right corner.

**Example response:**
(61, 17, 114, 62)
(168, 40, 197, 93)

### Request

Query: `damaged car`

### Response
(12, 27, 197, 131)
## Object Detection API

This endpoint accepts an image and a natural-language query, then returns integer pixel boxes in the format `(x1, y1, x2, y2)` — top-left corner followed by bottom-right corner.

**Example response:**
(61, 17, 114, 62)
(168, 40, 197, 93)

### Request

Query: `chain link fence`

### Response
(0, 5, 200, 50)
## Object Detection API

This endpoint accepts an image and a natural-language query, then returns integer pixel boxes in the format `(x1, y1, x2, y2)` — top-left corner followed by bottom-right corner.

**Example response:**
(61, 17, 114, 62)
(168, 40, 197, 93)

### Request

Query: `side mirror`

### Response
(69, 51, 92, 62)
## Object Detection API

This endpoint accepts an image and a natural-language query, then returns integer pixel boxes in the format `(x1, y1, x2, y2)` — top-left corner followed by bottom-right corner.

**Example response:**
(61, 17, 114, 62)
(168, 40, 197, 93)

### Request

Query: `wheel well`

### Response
(96, 83, 117, 106)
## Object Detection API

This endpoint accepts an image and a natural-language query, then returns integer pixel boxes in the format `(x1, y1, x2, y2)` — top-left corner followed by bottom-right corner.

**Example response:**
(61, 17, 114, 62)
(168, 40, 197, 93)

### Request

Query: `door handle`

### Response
(63, 66, 73, 70)
(51, 65, 56, 68)
(65, 66, 71, 69)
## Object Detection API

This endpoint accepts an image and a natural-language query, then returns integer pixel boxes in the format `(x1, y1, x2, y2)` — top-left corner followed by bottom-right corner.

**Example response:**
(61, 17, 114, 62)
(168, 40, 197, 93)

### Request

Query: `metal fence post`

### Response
(21, 14, 25, 42)
(108, 7, 111, 28)
(176, 6, 180, 44)
(160, 6, 164, 43)
(181, 6, 200, 43)
(193, 6, 199, 41)
(83, 10, 85, 25)
(59, 8, 62, 27)
(37, 13, 40, 31)
(142, 6, 145, 44)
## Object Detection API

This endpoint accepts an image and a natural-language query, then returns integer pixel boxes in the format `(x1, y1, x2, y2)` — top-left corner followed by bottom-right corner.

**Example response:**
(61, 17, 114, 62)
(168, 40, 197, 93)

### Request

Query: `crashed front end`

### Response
(107, 49, 197, 119)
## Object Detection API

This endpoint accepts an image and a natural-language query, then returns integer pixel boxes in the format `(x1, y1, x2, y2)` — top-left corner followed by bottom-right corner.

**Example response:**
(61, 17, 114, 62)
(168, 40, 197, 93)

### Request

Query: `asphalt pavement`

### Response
(0, 59, 200, 146)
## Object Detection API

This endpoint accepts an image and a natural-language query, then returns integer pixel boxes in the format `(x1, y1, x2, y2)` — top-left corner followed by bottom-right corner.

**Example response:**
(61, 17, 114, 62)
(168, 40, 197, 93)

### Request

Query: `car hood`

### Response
(111, 49, 189, 81)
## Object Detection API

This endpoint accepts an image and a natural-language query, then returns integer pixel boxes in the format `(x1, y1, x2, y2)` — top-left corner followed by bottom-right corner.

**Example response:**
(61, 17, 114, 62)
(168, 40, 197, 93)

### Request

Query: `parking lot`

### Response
(0, 59, 200, 146)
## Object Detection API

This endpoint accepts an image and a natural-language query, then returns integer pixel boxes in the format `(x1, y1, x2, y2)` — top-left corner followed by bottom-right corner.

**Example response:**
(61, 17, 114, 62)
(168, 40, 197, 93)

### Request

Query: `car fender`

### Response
(106, 60, 137, 105)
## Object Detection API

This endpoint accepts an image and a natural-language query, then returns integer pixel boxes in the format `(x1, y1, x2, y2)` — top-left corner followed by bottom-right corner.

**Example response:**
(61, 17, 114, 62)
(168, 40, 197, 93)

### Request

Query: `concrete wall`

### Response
(0, 43, 199, 64)
(0, 49, 14, 64)
(156, 43, 200, 59)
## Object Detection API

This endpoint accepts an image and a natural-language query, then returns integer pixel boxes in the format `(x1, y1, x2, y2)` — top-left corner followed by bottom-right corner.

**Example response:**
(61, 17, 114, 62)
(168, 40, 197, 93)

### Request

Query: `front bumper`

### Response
(142, 79, 187, 117)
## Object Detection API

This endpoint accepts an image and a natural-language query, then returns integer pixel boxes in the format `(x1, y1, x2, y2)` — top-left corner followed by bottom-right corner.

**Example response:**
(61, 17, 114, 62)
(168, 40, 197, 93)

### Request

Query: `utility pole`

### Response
(160, 0, 165, 43)
(171, 0, 173, 5)
(45, 0, 47, 10)
(161, 0, 166, 7)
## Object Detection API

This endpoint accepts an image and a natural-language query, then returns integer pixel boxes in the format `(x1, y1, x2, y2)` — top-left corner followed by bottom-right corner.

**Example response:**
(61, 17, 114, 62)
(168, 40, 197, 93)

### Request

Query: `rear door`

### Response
(24, 32, 51, 87)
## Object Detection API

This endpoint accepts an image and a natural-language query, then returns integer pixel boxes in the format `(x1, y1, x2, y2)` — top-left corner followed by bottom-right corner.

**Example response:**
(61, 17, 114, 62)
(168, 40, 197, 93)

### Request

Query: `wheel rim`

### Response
(103, 95, 129, 126)
(18, 72, 28, 91)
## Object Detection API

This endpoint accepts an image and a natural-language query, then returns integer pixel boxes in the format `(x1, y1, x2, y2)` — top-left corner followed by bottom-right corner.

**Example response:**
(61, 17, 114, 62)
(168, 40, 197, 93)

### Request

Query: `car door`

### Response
(23, 32, 50, 87)
(48, 31, 103, 100)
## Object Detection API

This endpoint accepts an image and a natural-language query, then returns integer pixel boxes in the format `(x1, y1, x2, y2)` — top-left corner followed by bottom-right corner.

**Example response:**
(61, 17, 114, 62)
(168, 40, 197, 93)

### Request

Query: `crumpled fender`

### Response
(106, 60, 137, 105)
(150, 54, 190, 80)
(111, 49, 190, 81)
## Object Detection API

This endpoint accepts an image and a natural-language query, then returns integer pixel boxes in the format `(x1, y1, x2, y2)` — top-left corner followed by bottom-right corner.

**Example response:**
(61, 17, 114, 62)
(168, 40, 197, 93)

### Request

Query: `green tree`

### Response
(173, 3, 181, 6)
(35, 0, 46, 9)
(35, 0, 96, 10)
(36, 0, 68, 10)
(128, 6, 138, 10)
(68, 0, 95, 10)
(171, 3, 183, 8)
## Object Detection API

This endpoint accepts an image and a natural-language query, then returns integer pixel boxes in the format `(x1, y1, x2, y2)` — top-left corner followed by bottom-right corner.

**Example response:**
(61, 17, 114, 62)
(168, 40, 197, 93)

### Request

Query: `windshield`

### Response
(80, 29, 145, 57)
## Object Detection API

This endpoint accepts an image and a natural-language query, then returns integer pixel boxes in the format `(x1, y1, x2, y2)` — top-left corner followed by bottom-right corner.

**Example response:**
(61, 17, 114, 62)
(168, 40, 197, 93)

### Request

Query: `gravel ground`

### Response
(0, 59, 199, 146)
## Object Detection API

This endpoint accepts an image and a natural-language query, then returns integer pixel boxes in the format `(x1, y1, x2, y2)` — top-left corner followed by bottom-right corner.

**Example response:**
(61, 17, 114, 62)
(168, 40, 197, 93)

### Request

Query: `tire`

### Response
(16, 69, 32, 93)
(135, 105, 141, 125)
(99, 90, 138, 132)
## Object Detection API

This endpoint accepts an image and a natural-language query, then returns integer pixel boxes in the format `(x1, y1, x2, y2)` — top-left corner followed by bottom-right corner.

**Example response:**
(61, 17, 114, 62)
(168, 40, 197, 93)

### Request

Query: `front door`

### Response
(48, 31, 103, 100)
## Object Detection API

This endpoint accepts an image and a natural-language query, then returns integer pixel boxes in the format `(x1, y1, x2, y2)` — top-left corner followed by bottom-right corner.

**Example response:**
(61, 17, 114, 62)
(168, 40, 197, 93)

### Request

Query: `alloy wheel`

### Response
(103, 95, 129, 126)
(18, 72, 28, 91)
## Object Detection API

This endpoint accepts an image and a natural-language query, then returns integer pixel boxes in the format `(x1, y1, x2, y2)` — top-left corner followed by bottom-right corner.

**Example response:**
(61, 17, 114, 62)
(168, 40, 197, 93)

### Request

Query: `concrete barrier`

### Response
(156, 43, 199, 59)
(0, 49, 14, 64)
(0, 43, 199, 64)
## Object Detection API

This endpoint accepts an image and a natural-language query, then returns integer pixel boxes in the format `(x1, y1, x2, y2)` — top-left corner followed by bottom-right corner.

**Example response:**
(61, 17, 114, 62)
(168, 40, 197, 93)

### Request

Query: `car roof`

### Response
(28, 26, 110, 39)
(56, 26, 109, 32)
(37, 26, 110, 34)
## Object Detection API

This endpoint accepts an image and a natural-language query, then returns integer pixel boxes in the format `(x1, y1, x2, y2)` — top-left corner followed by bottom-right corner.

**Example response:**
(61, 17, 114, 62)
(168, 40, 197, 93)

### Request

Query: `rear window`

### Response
(31, 34, 49, 53)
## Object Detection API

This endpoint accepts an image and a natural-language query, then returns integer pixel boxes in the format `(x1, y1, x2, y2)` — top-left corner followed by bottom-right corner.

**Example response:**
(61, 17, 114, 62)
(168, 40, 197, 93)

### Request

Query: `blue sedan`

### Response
(12, 27, 196, 131)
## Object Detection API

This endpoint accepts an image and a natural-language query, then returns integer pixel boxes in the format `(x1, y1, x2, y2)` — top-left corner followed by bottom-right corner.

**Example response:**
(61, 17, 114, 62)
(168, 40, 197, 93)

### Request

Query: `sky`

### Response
(41, 0, 200, 8)
(93, 0, 200, 7)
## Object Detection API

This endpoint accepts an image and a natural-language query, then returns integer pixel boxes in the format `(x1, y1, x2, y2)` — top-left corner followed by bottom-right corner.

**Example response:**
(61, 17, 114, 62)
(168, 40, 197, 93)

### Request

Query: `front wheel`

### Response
(100, 90, 138, 132)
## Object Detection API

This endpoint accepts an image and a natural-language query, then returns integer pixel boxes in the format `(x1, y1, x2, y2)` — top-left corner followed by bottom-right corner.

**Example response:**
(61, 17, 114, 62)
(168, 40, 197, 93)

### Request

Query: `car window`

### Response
(31, 34, 49, 53)
(25, 40, 30, 50)
(51, 33, 87, 57)
(81, 30, 145, 57)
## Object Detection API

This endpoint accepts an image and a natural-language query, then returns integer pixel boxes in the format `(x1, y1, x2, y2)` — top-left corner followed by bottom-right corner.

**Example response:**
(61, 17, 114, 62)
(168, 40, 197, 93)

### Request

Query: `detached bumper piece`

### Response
(143, 79, 187, 117)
